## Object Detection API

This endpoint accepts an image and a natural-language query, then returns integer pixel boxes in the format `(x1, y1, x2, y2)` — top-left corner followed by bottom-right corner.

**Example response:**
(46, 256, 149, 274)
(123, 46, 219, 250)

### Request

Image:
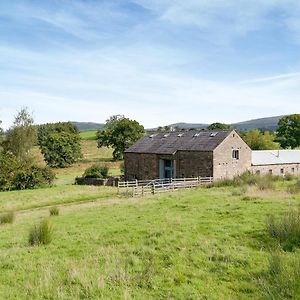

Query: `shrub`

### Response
(83, 164, 109, 179)
(0, 211, 15, 224)
(0, 152, 55, 191)
(13, 165, 55, 190)
(266, 208, 300, 251)
(49, 206, 59, 216)
(28, 219, 53, 246)
(258, 251, 300, 299)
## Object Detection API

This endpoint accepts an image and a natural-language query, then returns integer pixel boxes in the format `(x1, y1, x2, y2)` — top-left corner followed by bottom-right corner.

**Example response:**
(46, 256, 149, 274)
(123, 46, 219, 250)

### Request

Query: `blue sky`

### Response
(0, 0, 299, 129)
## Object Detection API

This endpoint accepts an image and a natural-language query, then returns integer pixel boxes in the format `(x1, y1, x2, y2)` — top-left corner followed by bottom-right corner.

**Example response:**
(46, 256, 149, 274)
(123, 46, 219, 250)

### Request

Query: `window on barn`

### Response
(269, 169, 273, 175)
(292, 168, 295, 173)
(280, 168, 284, 175)
(232, 150, 239, 160)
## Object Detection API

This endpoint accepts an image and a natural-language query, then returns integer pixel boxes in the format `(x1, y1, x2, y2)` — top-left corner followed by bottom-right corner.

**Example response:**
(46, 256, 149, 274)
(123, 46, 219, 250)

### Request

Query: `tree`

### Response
(2, 107, 36, 162)
(207, 122, 232, 130)
(276, 114, 300, 149)
(241, 129, 280, 150)
(97, 115, 144, 160)
(37, 122, 82, 167)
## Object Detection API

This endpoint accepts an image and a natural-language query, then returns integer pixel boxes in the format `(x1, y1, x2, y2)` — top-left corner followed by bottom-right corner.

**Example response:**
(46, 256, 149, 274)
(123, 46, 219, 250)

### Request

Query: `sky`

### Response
(0, 0, 300, 129)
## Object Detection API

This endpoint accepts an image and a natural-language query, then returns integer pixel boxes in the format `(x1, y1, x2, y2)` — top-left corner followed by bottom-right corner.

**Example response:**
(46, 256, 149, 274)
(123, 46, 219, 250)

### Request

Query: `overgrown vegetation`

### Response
(0, 152, 55, 191)
(210, 171, 279, 190)
(267, 208, 300, 251)
(82, 164, 109, 178)
(28, 219, 53, 246)
(258, 251, 300, 299)
(37, 122, 82, 167)
(0, 211, 14, 224)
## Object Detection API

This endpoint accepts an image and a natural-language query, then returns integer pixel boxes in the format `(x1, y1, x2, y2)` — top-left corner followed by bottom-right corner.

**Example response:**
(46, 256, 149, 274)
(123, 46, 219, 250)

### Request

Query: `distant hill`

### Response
(232, 115, 284, 132)
(73, 115, 288, 133)
(72, 122, 104, 132)
(167, 115, 285, 132)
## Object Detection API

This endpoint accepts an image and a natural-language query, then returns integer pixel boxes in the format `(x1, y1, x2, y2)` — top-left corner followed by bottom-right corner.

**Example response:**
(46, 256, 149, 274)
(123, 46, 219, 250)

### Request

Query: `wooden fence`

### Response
(118, 177, 213, 196)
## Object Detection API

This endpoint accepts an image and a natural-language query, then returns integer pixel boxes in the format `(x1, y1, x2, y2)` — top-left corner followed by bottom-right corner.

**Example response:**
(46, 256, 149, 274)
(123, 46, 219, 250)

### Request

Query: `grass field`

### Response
(1, 143, 300, 299)
(0, 176, 300, 298)
(80, 130, 98, 140)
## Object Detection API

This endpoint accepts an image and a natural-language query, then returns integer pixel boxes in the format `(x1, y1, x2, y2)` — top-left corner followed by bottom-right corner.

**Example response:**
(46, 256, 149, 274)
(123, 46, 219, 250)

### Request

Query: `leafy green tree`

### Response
(97, 115, 144, 160)
(37, 122, 82, 167)
(207, 122, 232, 130)
(2, 107, 36, 162)
(241, 129, 280, 150)
(276, 114, 300, 149)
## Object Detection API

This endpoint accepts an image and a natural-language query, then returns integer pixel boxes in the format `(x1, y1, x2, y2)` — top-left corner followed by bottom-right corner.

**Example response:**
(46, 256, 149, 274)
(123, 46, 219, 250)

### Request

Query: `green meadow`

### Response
(0, 141, 300, 299)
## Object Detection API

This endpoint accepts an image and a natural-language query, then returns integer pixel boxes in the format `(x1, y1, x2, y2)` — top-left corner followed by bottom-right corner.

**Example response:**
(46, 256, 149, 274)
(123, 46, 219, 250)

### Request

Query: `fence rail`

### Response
(118, 177, 213, 196)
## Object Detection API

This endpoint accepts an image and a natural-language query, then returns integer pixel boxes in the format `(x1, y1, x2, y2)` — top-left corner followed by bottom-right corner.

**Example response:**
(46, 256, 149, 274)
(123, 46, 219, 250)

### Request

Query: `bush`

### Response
(49, 206, 59, 216)
(0, 152, 55, 191)
(83, 164, 109, 179)
(266, 208, 300, 251)
(28, 219, 53, 246)
(258, 251, 300, 299)
(0, 211, 15, 224)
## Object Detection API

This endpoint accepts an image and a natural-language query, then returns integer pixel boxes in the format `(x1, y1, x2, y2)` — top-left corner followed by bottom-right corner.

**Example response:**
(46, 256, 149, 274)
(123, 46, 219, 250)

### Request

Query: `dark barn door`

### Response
(159, 159, 174, 179)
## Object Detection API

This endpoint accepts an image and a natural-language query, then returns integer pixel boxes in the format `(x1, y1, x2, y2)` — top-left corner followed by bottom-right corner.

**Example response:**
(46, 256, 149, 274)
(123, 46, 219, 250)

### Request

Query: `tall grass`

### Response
(0, 211, 15, 224)
(267, 208, 300, 251)
(287, 180, 300, 194)
(49, 206, 59, 216)
(211, 171, 276, 190)
(258, 251, 300, 299)
(28, 219, 53, 246)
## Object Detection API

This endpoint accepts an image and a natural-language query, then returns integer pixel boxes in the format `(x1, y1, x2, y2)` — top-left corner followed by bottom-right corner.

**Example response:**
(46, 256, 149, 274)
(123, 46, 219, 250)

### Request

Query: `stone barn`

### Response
(251, 150, 300, 176)
(124, 130, 251, 180)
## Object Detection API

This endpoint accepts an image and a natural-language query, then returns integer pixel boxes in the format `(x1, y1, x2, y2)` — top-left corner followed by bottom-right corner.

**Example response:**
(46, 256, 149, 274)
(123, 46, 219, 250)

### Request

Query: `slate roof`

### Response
(125, 130, 232, 154)
(252, 150, 300, 165)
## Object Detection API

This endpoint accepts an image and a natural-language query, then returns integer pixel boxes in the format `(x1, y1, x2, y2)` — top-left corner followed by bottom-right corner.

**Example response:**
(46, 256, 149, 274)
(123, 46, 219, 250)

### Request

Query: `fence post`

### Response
(152, 184, 155, 195)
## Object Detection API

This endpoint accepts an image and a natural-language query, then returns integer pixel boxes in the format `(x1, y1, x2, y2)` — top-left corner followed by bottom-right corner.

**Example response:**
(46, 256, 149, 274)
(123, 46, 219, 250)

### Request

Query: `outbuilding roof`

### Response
(125, 130, 232, 154)
(252, 150, 300, 165)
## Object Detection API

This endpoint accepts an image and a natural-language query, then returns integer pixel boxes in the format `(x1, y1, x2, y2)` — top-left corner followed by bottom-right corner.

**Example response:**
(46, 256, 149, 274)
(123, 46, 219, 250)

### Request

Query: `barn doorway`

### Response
(159, 159, 175, 179)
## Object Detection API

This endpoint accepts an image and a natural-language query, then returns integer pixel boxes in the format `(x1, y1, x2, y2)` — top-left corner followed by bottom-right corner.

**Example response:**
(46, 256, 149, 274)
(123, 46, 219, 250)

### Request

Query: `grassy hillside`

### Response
(0, 181, 299, 299)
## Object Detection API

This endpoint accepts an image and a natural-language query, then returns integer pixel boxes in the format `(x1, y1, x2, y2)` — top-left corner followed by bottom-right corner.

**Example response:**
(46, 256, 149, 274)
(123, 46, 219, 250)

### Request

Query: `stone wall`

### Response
(175, 151, 213, 178)
(251, 163, 300, 176)
(213, 131, 252, 179)
(124, 152, 159, 180)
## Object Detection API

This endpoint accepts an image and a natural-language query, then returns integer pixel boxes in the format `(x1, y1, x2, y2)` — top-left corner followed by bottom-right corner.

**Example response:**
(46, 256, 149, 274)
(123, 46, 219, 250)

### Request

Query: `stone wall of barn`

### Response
(213, 131, 252, 179)
(124, 152, 159, 180)
(174, 151, 213, 178)
(251, 163, 300, 176)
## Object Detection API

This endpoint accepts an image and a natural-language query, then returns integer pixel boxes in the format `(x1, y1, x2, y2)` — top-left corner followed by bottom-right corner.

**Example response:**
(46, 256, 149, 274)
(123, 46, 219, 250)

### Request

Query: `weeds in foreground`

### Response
(49, 206, 59, 216)
(210, 172, 279, 190)
(0, 211, 15, 224)
(267, 208, 300, 251)
(28, 219, 53, 246)
(258, 251, 300, 299)
(287, 180, 300, 194)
